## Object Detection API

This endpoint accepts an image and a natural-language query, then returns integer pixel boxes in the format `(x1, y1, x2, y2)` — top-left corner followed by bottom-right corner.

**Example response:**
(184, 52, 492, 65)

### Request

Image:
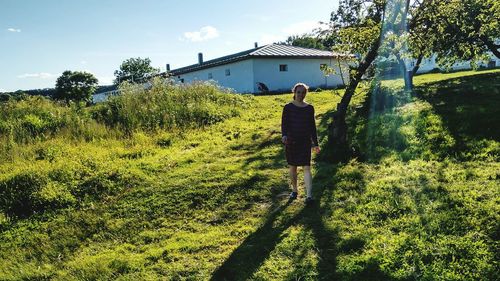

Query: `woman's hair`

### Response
(292, 82, 309, 100)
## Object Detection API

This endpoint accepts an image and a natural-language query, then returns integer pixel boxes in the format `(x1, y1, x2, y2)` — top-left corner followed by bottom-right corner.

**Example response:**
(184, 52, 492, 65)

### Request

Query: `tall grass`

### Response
(0, 96, 113, 160)
(92, 78, 250, 134)
(0, 79, 251, 160)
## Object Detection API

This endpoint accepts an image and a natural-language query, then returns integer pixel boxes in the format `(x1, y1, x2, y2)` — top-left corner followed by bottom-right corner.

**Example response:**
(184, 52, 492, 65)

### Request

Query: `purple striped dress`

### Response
(281, 102, 319, 166)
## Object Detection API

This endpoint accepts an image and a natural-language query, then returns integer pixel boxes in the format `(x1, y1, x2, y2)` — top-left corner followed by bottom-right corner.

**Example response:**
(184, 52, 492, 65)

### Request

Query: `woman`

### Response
(281, 82, 320, 204)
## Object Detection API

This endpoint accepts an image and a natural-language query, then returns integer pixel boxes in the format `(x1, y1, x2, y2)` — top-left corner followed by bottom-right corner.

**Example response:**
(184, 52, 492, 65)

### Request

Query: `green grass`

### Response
(0, 69, 499, 280)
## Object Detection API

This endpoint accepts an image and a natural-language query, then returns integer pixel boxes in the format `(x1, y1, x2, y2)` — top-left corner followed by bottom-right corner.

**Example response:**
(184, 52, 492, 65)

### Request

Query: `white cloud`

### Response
(17, 73, 58, 79)
(183, 26, 219, 42)
(7, 28, 21, 33)
(80, 60, 87, 65)
(0, 88, 6, 92)
(282, 20, 324, 35)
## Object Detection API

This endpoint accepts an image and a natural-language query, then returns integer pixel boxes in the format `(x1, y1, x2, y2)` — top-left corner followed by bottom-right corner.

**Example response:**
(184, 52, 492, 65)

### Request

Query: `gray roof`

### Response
(169, 44, 345, 75)
(251, 44, 337, 57)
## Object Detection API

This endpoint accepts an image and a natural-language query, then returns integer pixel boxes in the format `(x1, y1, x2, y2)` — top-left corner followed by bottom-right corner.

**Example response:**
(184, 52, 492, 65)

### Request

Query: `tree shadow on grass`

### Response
(238, 129, 287, 170)
(341, 72, 500, 164)
(415, 72, 500, 157)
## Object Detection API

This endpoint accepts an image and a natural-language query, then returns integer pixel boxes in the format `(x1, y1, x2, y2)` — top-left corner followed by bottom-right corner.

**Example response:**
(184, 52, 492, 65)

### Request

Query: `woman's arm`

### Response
(310, 106, 319, 147)
(281, 105, 288, 143)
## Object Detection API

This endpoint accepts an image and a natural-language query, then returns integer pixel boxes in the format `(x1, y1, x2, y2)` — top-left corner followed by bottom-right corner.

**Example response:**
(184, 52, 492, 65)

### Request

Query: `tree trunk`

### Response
(412, 53, 423, 76)
(397, 57, 414, 91)
(403, 68, 413, 90)
(401, 0, 413, 90)
(482, 38, 500, 59)
(406, 52, 424, 89)
(328, 37, 381, 156)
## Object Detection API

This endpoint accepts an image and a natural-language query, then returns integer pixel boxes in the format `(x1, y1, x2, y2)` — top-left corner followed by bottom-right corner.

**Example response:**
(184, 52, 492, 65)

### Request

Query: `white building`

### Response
(168, 44, 350, 93)
(413, 53, 500, 74)
(93, 45, 499, 102)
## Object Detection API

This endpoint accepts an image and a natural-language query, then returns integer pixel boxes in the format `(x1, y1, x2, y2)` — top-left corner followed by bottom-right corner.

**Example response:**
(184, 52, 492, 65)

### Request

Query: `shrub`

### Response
(0, 95, 115, 147)
(92, 78, 250, 134)
(0, 171, 47, 217)
(0, 96, 67, 142)
(0, 93, 11, 102)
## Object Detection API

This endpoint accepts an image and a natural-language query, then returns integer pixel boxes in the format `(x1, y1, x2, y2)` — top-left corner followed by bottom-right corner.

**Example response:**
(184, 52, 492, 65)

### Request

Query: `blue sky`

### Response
(0, 0, 339, 92)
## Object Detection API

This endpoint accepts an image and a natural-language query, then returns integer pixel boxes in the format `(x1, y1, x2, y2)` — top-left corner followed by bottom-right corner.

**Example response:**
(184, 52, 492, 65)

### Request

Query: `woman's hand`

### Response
(312, 146, 321, 154)
(282, 136, 288, 144)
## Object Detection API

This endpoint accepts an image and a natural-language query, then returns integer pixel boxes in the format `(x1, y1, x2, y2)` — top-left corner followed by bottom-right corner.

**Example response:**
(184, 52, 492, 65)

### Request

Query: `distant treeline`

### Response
(0, 85, 117, 101)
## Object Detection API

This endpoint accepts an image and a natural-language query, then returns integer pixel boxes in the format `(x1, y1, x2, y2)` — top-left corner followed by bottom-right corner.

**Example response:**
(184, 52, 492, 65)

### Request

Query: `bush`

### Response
(0, 96, 67, 143)
(0, 171, 47, 217)
(0, 79, 249, 149)
(0, 93, 11, 102)
(92, 78, 250, 134)
(0, 95, 114, 148)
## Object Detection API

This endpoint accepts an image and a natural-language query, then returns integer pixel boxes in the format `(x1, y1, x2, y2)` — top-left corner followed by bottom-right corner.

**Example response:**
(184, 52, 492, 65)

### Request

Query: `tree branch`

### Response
(481, 37, 500, 59)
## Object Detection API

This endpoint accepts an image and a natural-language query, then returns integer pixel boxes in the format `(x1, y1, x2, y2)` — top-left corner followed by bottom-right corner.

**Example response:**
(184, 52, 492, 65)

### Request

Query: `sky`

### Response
(0, 0, 339, 92)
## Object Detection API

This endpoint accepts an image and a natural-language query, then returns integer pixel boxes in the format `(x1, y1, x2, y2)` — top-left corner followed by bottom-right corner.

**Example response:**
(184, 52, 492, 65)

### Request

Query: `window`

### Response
(225, 69, 231, 76)
(279, 64, 288, 72)
(208, 73, 213, 79)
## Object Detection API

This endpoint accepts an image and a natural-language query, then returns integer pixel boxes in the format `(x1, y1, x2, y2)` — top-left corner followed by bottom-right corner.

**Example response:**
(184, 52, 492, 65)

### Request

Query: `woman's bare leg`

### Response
(289, 165, 298, 192)
(303, 166, 312, 198)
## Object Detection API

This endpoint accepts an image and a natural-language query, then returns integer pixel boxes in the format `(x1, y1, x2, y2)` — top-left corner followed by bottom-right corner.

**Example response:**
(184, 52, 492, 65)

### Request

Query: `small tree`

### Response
(283, 35, 327, 50)
(0, 93, 11, 102)
(114, 57, 159, 84)
(319, 0, 385, 152)
(54, 71, 98, 103)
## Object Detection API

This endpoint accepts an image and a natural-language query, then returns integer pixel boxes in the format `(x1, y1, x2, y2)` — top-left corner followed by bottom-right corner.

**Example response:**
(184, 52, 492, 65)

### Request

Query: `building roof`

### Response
(169, 44, 346, 76)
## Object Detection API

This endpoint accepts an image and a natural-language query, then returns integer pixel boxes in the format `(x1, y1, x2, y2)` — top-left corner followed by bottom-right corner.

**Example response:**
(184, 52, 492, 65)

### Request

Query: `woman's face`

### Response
(294, 86, 307, 101)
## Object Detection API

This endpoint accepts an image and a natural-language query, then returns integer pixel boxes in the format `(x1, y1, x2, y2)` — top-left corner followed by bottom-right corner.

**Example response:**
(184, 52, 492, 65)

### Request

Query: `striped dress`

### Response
(281, 102, 319, 166)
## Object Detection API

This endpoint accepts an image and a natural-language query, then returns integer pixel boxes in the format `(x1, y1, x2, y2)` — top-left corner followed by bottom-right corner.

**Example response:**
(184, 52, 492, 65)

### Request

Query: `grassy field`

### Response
(0, 69, 499, 280)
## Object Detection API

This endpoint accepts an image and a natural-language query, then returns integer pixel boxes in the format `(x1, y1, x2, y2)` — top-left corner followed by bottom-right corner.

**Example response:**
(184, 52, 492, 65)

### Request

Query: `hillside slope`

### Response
(0, 69, 499, 280)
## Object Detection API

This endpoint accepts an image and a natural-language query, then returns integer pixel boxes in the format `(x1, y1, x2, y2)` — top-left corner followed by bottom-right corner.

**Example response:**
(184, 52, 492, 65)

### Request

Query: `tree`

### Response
(397, 0, 499, 88)
(319, 0, 386, 154)
(319, 0, 497, 160)
(407, 0, 437, 76)
(377, 0, 416, 89)
(54, 71, 98, 103)
(283, 35, 327, 50)
(418, 0, 499, 66)
(114, 57, 159, 84)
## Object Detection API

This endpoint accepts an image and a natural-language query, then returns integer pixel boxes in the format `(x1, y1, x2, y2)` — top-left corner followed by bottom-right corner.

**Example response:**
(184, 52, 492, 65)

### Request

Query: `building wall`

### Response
(174, 57, 349, 93)
(415, 53, 500, 74)
(92, 90, 119, 103)
(175, 60, 255, 93)
(252, 58, 348, 92)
